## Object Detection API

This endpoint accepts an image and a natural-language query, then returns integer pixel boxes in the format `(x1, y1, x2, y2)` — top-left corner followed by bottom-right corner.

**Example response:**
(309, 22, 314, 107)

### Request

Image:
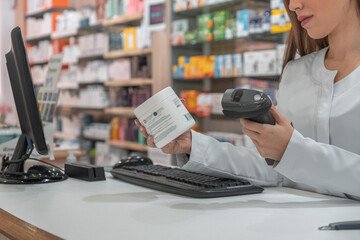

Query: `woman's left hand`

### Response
(240, 105, 294, 162)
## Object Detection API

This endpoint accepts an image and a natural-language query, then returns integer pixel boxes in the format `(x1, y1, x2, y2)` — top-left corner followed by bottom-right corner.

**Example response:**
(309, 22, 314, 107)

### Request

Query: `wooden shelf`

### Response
(26, 34, 51, 44)
(102, 12, 143, 27)
(51, 29, 78, 39)
(26, 7, 72, 18)
(104, 107, 136, 117)
(54, 131, 77, 140)
(57, 82, 78, 90)
(104, 48, 152, 59)
(57, 105, 105, 112)
(104, 78, 152, 87)
(78, 53, 104, 61)
(106, 140, 148, 152)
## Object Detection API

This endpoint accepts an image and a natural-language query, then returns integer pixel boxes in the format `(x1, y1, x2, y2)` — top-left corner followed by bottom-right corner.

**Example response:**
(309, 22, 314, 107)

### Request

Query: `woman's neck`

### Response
(327, 11, 360, 61)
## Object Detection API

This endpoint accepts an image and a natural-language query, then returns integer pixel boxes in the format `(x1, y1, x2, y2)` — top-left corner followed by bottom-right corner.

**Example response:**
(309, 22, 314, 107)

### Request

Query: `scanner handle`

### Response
(248, 112, 276, 166)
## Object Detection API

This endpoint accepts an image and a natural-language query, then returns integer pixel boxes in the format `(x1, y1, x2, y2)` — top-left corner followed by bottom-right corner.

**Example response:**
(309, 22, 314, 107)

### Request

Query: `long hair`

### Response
(281, 0, 360, 77)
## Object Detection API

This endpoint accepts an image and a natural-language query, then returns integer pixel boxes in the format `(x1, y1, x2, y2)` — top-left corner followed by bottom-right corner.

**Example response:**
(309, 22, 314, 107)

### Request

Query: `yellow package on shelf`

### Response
(124, 28, 137, 50)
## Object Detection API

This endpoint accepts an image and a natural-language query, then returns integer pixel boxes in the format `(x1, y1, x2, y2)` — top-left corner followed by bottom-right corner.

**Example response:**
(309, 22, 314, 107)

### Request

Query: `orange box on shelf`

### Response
(52, 39, 69, 54)
(180, 90, 200, 113)
(25, 0, 69, 17)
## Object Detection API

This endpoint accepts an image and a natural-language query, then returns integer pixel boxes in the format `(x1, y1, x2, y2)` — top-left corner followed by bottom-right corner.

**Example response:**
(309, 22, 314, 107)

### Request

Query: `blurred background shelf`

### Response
(104, 48, 152, 59)
(106, 140, 148, 152)
(104, 78, 152, 87)
(104, 107, 136, 117)
(102, 12, 143, 27)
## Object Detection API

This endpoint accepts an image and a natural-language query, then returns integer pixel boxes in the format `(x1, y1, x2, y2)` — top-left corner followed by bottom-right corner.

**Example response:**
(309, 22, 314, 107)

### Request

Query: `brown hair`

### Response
(281, 0, 360, 77)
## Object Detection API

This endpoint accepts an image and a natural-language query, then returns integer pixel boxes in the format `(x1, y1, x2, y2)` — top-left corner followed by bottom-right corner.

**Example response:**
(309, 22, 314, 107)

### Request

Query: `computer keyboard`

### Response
(110, 164, 263, 198)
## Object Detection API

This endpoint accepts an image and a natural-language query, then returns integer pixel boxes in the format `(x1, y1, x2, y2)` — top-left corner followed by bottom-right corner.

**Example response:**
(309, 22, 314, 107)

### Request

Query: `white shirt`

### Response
(178, 47, 360, 199)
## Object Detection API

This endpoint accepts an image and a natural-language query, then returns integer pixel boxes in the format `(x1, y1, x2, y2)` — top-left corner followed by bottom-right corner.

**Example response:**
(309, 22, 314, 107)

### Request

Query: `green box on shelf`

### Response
(198, 28, 213, 42)
(213, 27, 225, 40)
(197, 13, 213, 29)
(213, 10, 229, 28)
(185, 31, 198, 44)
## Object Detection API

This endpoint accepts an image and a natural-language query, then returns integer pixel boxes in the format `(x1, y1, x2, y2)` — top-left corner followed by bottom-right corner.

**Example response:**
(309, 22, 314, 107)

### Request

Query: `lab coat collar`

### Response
(311, 47, 338, 144)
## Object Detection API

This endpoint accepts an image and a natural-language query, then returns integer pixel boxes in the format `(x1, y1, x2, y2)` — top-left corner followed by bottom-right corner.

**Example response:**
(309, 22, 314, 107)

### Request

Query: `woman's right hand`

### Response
(135, 119, 192, 155)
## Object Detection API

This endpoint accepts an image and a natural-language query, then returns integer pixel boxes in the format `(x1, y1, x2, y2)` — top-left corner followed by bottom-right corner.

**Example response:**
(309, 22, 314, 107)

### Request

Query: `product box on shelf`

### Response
(173, 0, 187, 12)
(222, 54, 232, 77)
(131, 54, 152, 78)
(185, 31, 197, 44)
(210, 93, 223, 115)
(213, 27, 225, 40)
(270, 0, 291, 33)
(196, 93, 212, 117)
(186, 0, 198, 9)
(108, 59, 132, 80)
(26, 0, 70, 15)
(232, 54, 243, 76)
(184, 56, 214, 79)
(180, 90, 200, 113)
(197, 13, 213, 29)
(197, 28, 213, 42)
(236, 9, 257, 37)
(213, 10, 229, 28)
(243, 49, 277, 76)
(172, 19, 191, 45)
(225, 18, 236, 39)
(124, 28, 137, 50)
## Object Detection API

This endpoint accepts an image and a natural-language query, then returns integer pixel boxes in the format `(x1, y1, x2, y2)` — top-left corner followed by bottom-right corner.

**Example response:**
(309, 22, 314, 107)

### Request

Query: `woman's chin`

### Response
(306, 29, 328, 40)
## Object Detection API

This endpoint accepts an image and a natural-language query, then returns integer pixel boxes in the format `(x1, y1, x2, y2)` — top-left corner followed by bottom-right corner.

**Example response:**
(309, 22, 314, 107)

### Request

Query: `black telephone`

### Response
(221, 88, 276, 165)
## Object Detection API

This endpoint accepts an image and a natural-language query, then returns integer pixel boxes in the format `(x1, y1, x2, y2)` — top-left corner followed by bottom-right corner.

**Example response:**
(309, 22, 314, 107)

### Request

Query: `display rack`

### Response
(170, 0, 289, 134)
(23, 0, 173, 165)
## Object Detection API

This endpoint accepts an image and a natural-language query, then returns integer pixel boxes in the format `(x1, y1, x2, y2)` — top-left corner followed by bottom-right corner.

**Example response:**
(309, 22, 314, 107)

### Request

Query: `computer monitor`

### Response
(0, 26, 67, 184)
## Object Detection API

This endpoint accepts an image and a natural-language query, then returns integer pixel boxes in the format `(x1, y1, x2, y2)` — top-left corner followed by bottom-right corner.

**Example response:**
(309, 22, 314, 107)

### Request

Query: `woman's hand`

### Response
(240, 105, 293, 162)
(135, 119, 192, 155)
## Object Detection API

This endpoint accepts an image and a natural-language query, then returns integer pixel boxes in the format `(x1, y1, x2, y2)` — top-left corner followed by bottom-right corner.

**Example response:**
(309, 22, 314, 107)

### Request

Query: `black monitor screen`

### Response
(5, 26, 47, 155)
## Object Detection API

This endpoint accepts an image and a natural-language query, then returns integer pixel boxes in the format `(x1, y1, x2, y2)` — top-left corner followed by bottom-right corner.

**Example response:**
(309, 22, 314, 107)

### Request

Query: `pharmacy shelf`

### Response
(53, 131, 78, 140)
(57, 105, 105, 111)
(78, 53, 104, 62)
(172, 32, 288, 51)
(172, 0, 269, 19)
(51, 29, 78, 40)
(102, 12, 143, 27)
(104, 78, 152, 87)
(29, 60, 49, 66)
(57, 82, 79, 90)
(104, 48, 152, 59)
(62, 59, 78, 66)
(26, 34, 51, 44)
(82, 135, 108, 142)
(25, 7, 73, 18)
(173, 75, 280, 81)
(77, 23, 104, 35)
(77, 81, 105, 86)
(106, 140, 148, 152)
(104, 107, 136, 117)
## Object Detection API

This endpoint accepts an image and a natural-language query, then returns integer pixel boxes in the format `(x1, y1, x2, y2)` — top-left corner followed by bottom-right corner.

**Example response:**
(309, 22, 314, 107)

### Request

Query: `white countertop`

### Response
(0, 173, 359, 240)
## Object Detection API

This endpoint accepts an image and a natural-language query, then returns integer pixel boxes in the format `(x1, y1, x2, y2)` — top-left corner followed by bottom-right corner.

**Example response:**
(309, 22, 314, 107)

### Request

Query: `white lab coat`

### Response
(177, 47, 360, 199)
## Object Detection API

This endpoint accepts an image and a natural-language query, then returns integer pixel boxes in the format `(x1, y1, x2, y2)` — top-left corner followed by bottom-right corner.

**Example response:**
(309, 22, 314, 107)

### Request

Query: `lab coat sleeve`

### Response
(177, 130, 282, 186)
(275, 129, 360, 198)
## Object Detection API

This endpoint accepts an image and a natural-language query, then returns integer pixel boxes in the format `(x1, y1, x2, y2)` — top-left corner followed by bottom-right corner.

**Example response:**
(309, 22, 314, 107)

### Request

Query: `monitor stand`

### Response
(0, 134, 67, 184)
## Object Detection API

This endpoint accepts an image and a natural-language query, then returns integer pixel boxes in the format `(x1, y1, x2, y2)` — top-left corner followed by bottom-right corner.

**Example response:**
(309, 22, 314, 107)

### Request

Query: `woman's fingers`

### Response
(146, 135, 156, 148)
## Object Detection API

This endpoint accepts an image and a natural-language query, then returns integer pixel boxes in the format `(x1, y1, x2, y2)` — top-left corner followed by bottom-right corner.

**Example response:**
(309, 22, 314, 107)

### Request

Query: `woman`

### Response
(135, 0, 360, 199)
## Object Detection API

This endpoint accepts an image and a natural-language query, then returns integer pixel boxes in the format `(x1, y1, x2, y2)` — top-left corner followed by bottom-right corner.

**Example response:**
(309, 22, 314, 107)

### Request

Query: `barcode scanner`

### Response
(221, 89, 276, 166)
